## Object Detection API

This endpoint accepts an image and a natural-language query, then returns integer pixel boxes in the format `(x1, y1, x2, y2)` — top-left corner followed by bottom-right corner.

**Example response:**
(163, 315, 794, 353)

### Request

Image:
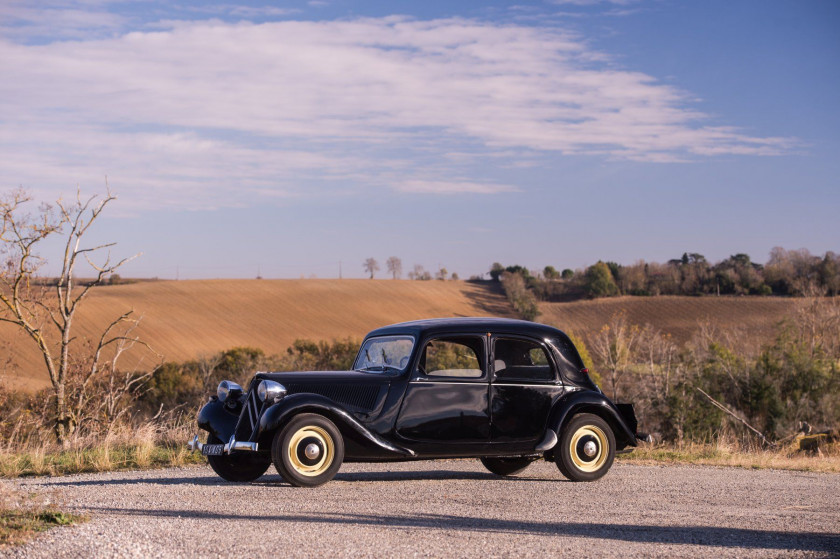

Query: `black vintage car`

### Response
(188, 318, 644, 487)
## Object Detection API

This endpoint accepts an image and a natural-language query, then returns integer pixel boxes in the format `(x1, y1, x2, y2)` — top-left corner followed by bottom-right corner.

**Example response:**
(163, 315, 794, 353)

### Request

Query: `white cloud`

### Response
(0, 14, 793, 209)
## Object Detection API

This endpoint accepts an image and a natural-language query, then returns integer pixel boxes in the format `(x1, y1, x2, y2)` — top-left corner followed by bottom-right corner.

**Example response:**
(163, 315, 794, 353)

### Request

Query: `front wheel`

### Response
(556, 413, 616, 482)
(206, 435, 272, 482)
(272, 413, 345, 487)
(480, 457, 532, 476)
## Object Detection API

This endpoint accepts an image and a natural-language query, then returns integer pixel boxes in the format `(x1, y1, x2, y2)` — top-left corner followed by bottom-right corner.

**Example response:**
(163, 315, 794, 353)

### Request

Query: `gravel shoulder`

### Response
(3, 460, 839, 558)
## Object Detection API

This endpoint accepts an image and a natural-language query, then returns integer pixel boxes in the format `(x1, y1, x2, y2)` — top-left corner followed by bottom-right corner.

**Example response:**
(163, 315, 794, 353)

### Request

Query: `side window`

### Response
(420, 336, 484, 379)
(493, 338, 555, 381)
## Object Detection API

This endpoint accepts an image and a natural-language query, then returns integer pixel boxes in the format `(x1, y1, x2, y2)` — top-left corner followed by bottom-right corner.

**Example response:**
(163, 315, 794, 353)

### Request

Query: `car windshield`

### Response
(354, 335, 415, 373)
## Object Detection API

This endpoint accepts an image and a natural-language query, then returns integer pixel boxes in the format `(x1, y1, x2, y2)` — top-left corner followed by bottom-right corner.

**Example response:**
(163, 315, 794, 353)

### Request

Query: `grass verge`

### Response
(0, 443, 205, 478)
(618, 441, 840, 473)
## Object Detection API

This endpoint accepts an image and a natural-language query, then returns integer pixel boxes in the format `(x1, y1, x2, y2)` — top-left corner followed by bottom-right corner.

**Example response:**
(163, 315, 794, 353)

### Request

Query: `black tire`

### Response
(556, 413, 616, 482)
(272, 413, 345, 487)
(206, 435, 272, 482)
(480, 457, 532, 476)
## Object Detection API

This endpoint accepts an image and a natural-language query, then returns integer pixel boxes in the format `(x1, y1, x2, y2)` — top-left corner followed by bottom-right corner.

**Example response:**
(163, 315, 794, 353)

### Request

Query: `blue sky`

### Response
(1, 0, 837, 279)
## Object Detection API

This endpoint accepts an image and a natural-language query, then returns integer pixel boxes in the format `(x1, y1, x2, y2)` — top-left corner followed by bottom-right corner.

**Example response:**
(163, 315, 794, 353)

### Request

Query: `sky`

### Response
(1, 0, 838, 280)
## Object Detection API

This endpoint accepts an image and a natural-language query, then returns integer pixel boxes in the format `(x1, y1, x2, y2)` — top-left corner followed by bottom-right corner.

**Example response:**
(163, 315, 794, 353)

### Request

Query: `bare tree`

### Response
(363, 257, 379, 279)
(589, 312, 640, 401)
(0, 187, 147, 444)
(407, 264, 425, 280)
(386, 256, 402, 279)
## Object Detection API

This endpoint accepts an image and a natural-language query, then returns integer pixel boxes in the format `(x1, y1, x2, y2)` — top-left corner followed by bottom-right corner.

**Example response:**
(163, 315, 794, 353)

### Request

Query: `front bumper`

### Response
(188, 434, 259, 455)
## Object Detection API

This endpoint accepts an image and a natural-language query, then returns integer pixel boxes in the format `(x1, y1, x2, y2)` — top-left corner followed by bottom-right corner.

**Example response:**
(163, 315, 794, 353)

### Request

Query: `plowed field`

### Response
(1, 280, 798, 392)
(539, 295, 796, 345)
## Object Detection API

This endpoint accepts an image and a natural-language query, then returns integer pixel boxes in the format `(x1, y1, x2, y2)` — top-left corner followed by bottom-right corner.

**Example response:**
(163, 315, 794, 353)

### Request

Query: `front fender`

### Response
(197, 398, 239, 442)
(258, 393, 415, 457)
(548, 390, 638, 449)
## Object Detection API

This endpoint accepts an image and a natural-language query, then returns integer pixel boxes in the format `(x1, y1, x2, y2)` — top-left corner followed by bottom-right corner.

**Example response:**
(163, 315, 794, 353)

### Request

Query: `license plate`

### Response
(202, 444, 224, 456)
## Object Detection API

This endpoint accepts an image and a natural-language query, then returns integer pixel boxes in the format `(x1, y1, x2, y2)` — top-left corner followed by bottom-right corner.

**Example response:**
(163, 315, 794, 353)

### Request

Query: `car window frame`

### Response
(412, 333, 488, 383)
(490, 334, 559, 384)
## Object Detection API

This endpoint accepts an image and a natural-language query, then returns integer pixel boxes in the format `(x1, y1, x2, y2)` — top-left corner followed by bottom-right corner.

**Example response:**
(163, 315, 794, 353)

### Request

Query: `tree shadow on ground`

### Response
(459, 281, 516, 317)
(79, 506, 840, 553)
(35, 467, 559, 487)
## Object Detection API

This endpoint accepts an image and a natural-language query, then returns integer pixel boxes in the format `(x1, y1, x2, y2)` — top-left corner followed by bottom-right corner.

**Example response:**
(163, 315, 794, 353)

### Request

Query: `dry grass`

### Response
(1, 279, 514, 391)
(0, 421, 204, 478)
(619, 440, 840, 473)
(0, 481, 86, 547)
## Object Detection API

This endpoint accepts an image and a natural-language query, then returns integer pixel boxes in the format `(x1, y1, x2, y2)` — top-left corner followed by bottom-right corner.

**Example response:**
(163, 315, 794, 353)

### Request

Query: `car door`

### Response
(489, 335, 564, 445)
(395, 334, 490, 444)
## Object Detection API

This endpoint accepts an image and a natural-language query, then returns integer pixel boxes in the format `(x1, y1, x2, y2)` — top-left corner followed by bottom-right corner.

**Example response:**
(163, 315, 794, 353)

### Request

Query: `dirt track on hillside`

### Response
(4, 460, 838, 558)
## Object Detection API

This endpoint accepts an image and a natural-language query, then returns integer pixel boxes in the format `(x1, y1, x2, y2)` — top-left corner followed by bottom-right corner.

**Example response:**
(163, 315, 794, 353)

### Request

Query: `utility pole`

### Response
(339, 260, 342, 279)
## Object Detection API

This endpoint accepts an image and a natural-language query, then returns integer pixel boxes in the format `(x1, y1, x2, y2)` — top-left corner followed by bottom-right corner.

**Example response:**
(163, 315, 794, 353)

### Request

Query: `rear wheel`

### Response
(272, 413, 345, 487)
(480, 457, 532, 476)
(556, 413, 615, 482)
(206, 435, 272, 482)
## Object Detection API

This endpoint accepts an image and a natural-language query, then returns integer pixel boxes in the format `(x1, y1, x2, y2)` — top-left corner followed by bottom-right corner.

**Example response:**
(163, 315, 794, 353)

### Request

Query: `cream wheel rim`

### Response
(287, 425, 334, 477)
(569, 425, 608, 472)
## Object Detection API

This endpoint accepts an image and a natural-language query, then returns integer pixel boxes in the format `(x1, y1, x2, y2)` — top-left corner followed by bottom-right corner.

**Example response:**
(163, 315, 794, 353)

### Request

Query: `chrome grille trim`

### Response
(234, 380, 264, 442)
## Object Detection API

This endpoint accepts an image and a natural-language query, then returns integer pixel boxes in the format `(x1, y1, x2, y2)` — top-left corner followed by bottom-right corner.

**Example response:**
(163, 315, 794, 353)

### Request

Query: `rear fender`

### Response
(258, 393, 415, 457)
(548, 391, 638, 450)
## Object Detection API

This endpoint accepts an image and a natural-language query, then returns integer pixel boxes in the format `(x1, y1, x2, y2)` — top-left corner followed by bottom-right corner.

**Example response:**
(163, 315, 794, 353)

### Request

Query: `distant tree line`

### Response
(363, 257, 458, 281)
(490, 248, 840, 303)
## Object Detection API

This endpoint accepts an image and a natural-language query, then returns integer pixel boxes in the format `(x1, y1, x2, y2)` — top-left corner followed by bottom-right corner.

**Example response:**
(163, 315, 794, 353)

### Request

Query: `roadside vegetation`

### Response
(620, 439, 840, 474)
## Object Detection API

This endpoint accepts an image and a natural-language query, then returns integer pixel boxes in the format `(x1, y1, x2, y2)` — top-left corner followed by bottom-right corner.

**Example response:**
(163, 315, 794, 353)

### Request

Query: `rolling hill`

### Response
(1, 279, 514, 391)
(0, 280, 798, 392)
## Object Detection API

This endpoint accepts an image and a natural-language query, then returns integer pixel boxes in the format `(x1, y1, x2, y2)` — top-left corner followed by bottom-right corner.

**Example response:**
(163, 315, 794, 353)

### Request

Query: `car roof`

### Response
(364, 317, 568, 340)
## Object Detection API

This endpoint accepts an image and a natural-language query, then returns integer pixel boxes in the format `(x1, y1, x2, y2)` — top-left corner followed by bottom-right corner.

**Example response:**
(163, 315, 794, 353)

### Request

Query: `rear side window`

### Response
(493, 338, 555, 381)
(420, 336, 484, 379)
(550, 334, 593, 385)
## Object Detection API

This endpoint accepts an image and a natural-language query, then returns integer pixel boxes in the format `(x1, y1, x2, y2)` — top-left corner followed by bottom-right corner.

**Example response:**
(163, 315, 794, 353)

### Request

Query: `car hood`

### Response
(253, 370, 393, 412)
(254, 370, 395, 384)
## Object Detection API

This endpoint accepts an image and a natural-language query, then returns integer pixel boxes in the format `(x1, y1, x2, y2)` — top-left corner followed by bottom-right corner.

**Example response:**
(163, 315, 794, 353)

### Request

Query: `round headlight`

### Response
(217, 380, 243, 403)
(257, 380, 287, 402)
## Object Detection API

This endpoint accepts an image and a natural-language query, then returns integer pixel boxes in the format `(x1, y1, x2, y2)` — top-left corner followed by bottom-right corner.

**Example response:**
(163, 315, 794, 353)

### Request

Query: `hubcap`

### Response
(287, 425, 334, 477)
(304, 443, 321, 460)
(569, 425, 608, 473)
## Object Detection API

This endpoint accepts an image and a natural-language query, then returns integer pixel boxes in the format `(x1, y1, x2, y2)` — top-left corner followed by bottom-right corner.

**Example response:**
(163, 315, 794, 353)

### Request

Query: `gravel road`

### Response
(3, 460, 839, 558)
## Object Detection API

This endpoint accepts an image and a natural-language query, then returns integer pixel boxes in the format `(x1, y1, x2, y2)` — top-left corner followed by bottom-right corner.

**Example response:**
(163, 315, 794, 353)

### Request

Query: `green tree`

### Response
(584, 261, 619, 298)
(489, 262, 505, 282)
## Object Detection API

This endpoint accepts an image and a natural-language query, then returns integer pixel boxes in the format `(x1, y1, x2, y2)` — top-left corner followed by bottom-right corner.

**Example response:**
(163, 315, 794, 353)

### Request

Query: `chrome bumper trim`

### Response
(188, 434, 259, 454)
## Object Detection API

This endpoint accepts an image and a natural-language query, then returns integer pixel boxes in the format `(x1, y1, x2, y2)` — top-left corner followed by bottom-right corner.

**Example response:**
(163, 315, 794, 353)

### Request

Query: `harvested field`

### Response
(1, 280, 800, 392)
(539, 295, 797, 346)
(0, 279, 513, 391)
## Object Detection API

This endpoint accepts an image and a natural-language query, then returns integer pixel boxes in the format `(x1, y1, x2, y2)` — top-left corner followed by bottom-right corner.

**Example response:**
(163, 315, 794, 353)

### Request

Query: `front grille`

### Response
(284, 383, 381, 411)
(234, 381, 264, 441)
